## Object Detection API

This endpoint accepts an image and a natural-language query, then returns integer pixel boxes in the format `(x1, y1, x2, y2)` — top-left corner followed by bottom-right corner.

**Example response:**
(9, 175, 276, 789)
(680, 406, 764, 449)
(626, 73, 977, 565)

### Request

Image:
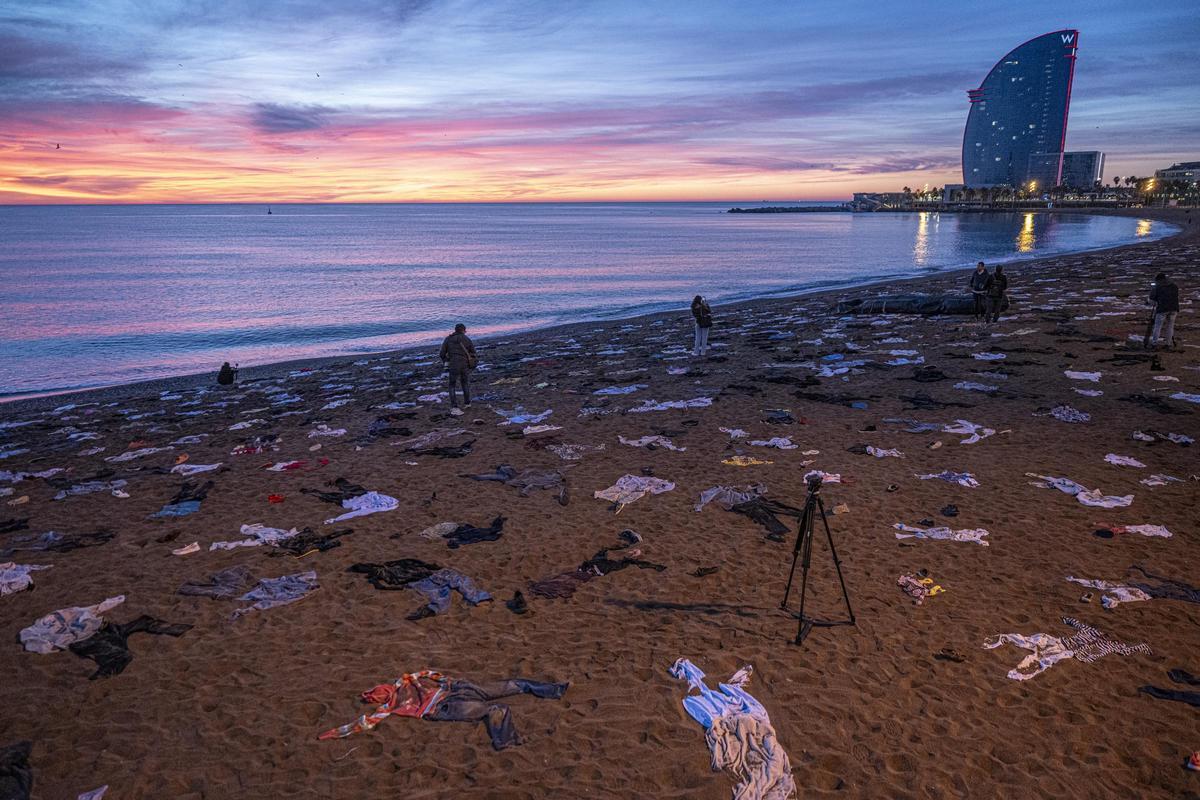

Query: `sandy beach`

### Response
(2, 207, 1197, 799)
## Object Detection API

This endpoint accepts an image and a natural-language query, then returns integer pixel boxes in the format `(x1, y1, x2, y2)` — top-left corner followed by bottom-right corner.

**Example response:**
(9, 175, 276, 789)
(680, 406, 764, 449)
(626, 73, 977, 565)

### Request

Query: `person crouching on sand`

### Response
(691, 295, 713, 356)
(969, 262, 989, 319)
(439, 323, 477, 416)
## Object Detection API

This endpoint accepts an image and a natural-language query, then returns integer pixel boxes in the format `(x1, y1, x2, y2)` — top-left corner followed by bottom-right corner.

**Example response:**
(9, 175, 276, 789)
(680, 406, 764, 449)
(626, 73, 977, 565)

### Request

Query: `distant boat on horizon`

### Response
(267, 207, 272, 215)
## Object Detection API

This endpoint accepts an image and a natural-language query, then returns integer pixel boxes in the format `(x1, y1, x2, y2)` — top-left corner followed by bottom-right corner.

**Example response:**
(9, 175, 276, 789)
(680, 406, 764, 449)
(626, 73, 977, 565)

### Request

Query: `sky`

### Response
(1, 0, 1197, 203)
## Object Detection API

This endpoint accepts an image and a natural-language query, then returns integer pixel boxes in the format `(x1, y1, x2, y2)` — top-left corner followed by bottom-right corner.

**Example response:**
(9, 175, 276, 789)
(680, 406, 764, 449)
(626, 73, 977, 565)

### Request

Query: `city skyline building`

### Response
(962, 30, 1079, 188)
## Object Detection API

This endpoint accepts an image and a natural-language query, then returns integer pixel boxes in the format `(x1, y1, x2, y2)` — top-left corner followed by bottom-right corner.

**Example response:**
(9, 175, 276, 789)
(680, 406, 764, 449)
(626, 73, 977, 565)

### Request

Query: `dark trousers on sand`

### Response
(425, 678, 567, 750)
(448, 365, 471, 407)
(972, 292, 986, 318)
(986, 295, 1003, 323)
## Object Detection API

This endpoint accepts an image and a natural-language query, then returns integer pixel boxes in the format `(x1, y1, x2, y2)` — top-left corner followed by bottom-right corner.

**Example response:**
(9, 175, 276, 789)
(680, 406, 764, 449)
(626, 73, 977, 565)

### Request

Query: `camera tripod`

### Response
(780, 475, 855, 645)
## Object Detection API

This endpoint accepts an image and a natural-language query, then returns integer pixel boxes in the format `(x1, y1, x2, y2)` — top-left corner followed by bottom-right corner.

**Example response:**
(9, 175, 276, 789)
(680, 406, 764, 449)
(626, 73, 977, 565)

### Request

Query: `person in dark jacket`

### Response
(968, 262, 990, 319)
(439, 323, 477, 414)
(1146, 272, 1180, 350)
(216, 361, 237, 386)
(691, 295, 713, 356)
(984, 265, 1008, 324)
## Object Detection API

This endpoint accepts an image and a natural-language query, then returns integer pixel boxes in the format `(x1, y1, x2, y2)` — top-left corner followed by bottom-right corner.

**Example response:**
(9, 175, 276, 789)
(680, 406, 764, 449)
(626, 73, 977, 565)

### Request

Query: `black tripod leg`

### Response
(780, 510, 805, 608)
(817, 496, 855, 624)
(794, 504, 815, 644)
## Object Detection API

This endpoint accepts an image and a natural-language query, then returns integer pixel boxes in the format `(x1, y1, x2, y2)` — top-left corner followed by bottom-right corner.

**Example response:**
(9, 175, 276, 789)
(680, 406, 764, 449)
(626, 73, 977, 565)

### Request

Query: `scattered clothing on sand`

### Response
(594, 384, 647, 395)
(442, 517, 506, 549)
(150, 480, 214, 518)
(1126, 564, 1200, 605)
(177, 570, 257, 601)
(232, 571, 318, 618)
(407, 569, 492, 618)
(594, 474, 675, 510)
(170, 462, 222, 476)
(893, 523, 989, 546)
(983, 616, 1150, 681)
(1025, 474, 1133, 508)
(668, 658, 796, 800)
(1140, 474, 1183, 487)
(308, 424, 347, 438)
(729, 497, 805, 542)
(0, 741, 33, 800)
(301, 477, 368, 505)
(1132, 429, 1194, 446)
(493, 408, 553, 426)
(319, 670, 568, 750)
(1103, 454, 1145, 468)
(349, 558, 442, 590)
(0, 562, 51, 595)
(619, 435, 686, 451)
(1064, 371, 1101, 382)
(629, 397, 713, 413)
(324, 491, 399, 524)
(0, 518, 29, 534)
(719, 427, 750, 439)
(210, 523, 302, 551)
(898, 572, 944, 605)
(866, 446, 904, 458)
(462, 465, 569, 499)
(20, 595, 126, 653)
(803, 470, 842, 484)
(529, 534, 665, 599)
(1044, 405, 1091, 424)
(1138, 669, 1200, 708)
(916, 470, 979, 488)
(749, 437, 796, 450)
(545, 443, 605, 461)
(1065, 577, 1152, 609)
(0, 529, 116, 558)
(695, 484, 767, 512)
(52, 480, 128, 501)
(1096, 524, 1172, 539)
(271, 528, 354, 557)
(104, 446, 172, 463)
(68, 615, 192, 679)
(723, 456, 773, 467)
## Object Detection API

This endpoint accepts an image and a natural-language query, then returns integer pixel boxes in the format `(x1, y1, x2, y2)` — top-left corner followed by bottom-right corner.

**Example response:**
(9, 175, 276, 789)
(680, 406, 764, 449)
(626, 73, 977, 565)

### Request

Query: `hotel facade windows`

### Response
(962, 30, 1079, 188)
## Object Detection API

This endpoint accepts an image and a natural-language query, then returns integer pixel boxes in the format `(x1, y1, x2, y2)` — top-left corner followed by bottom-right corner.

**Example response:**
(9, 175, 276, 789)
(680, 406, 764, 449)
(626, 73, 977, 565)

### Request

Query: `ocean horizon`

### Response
(0, 202, 1174, 398)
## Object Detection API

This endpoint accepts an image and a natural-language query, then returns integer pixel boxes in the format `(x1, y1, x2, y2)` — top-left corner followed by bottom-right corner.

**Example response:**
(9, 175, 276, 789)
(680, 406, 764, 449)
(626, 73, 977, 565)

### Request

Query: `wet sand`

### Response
(1, 207, 1197, 798)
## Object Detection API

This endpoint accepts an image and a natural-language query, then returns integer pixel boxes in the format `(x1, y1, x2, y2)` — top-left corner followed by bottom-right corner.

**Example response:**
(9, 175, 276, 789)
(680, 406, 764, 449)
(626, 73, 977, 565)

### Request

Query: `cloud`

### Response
(0, 33, 138, 80)
(249, 103, 332, 134)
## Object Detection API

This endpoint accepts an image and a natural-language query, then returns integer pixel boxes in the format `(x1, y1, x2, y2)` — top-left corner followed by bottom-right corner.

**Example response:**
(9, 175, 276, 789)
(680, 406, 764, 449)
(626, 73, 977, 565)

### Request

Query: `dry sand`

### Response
(1, 208, 1197, 799)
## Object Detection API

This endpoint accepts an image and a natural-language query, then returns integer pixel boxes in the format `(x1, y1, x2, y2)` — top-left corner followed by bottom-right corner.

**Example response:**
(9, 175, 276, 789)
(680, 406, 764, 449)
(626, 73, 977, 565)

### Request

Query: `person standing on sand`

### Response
(691, 295, 713, 356)
(984, 265, 1008, 324)
(1146, 272, 1180, 350)
(969, 262, 990, 319)
(439, 323, 477, 415)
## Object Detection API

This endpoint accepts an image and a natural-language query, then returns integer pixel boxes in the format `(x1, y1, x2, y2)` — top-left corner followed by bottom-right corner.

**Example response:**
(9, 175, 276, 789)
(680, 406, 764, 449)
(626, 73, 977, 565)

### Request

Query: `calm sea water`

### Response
(0, 203, 1173, 397)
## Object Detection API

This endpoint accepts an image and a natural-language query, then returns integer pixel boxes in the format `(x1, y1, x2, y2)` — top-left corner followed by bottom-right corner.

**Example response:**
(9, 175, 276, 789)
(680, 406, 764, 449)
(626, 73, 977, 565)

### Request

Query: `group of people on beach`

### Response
(417, 265, 1178, 411)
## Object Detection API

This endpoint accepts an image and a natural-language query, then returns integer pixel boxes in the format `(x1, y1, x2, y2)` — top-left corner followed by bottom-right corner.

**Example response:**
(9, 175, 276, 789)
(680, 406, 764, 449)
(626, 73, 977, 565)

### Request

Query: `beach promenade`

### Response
(1, 208, 1196, 798)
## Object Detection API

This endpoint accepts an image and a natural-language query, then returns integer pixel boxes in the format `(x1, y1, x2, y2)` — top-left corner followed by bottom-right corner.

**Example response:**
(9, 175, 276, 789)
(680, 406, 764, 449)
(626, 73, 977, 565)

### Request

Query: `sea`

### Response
(0, 202, 1174, 399)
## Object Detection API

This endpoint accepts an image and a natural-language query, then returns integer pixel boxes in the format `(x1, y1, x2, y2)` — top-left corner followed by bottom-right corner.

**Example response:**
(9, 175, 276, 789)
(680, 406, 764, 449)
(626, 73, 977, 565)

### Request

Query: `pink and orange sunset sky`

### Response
(1, 0, 1197, 204)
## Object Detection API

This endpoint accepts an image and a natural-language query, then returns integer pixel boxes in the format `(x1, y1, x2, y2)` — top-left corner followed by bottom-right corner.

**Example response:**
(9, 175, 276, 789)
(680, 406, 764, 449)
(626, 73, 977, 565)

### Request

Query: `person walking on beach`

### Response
(691, 295, 713, 356)
(439, 323, 477, 415)
(1145, 272, 1180, 350)
(984, 265, 1008, 324)
(969, 262, 990, 319)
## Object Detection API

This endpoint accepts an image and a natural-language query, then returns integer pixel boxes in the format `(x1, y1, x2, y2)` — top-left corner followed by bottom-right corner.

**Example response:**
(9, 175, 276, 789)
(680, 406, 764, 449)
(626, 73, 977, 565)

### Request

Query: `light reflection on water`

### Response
(0, 203, 1174, 395)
